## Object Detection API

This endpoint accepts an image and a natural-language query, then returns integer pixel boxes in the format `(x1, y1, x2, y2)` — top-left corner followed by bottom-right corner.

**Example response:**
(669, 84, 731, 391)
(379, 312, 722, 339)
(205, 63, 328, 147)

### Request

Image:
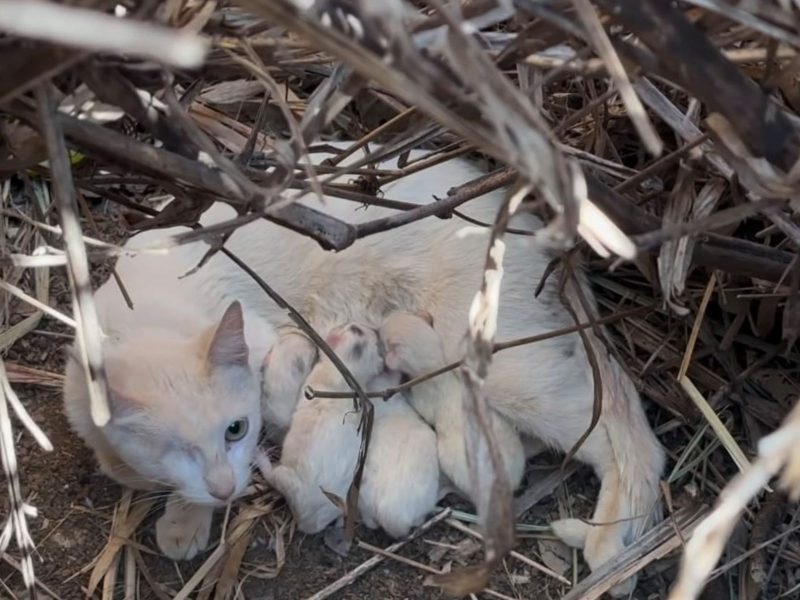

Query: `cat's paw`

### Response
(155, 499, 213, 561)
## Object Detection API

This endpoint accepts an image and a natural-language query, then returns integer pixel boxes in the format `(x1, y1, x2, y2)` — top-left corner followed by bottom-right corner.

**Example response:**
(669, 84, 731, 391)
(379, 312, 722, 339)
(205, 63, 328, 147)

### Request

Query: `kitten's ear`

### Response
(414, 309, 434, 327)
(384, 346, 402, 371)
(207, 301, 249, 370)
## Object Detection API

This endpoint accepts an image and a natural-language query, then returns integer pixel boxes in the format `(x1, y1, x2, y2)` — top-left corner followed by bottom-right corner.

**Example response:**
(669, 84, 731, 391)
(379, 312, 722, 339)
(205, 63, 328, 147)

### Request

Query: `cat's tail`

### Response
(556, 271, 666, 597)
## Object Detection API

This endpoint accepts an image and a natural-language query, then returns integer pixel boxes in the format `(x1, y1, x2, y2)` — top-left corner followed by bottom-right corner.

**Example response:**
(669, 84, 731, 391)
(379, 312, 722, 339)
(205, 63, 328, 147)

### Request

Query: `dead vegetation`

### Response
(1, 1, 800, 599)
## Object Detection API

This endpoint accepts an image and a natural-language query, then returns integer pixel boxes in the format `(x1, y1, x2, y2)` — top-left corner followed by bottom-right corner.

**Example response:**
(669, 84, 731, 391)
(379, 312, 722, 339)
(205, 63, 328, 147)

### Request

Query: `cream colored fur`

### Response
(261, 328, 319, 441)
(261, 325, 440, 538)
(379, 312, 525, 496)
(358, 371, 440, 539)
(63, 302, 263, 560)
(63, 143, 665, 589)
(260, 323, 385, 534)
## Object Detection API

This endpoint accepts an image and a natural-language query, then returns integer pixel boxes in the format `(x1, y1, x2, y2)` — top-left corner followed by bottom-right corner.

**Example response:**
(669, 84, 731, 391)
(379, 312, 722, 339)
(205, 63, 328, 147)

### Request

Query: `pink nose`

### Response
(204, 468, 236, 501)
(208, 480, 235, 501)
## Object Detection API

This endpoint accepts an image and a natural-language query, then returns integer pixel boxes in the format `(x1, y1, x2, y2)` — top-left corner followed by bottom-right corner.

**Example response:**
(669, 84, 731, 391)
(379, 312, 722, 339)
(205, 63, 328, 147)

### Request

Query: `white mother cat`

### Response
(62, 144, 664, 587)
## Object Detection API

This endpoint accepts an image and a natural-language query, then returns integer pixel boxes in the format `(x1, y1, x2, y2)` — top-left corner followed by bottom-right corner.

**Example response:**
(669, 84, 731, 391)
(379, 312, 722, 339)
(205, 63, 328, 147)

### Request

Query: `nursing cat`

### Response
(62, 143, 664, 593)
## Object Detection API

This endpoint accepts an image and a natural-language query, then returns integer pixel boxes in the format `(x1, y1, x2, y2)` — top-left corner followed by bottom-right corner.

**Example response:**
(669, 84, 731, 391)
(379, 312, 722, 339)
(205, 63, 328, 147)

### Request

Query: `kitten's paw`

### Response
(254, 448, 273, 479)
(156, 500, 213, 561)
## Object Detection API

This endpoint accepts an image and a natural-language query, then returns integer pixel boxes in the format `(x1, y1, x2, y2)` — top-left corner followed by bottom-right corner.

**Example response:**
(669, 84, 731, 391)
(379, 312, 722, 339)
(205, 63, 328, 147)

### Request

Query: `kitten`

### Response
(259, 322, 385, 534)
(63, 301, 263, 560)
(379, 311, 526, 498)
(67, 143, 664, 591)
(358, 375, 440, 539)
(260, 324, 439, 538)
(260, 328, 319, 441)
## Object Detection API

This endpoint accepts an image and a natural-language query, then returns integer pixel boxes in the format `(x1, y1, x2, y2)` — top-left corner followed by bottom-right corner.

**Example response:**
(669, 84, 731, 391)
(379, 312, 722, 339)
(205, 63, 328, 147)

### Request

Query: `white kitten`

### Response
(63, 301, 263, 560)
(261, 322, 385, 534)
(358, 370, 440, 539)
(261, 328, 319, 441)
(379, 311, 526, 498)
(261, 326, 439, 538)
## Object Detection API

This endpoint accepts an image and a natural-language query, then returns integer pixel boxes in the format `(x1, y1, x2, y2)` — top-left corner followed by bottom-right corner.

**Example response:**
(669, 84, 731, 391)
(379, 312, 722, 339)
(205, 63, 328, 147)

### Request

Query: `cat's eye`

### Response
(225, 418, 249, 442)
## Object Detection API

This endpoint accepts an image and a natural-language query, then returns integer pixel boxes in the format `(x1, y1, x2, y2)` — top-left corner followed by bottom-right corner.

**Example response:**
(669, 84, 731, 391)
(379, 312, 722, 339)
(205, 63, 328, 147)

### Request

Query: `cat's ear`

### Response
(207, 301, 249, 370)
(103, 362, 142, 419)
(414, 309, 434, 327)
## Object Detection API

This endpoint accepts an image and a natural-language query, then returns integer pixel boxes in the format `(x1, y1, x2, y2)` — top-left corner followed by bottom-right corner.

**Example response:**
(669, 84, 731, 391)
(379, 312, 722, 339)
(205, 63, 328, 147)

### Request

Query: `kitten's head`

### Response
(261, 331, 318, 430)
(99, 301, 261, 506)
(379, 310, 443, 374)
(323, 322, 385, 383)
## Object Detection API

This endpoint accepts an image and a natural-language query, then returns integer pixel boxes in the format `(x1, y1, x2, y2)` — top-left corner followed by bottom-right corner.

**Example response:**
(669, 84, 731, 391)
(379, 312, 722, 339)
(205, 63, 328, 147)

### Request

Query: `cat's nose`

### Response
(205, 467, 235, 501)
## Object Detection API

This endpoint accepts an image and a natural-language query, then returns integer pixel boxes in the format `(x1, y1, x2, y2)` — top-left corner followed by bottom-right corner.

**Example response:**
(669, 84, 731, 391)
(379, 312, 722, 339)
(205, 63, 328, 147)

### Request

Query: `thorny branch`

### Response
(307, 304, 655, 400)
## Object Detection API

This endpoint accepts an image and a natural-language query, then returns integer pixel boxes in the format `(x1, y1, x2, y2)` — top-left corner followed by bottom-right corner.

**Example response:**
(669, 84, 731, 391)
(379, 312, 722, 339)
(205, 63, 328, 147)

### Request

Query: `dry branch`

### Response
(596, 0, 800, 174)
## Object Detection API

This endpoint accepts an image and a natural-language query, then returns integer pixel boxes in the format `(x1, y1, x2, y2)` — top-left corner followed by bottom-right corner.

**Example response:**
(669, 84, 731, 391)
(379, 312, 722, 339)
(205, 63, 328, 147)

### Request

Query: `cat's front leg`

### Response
(155, 494, 214, 561)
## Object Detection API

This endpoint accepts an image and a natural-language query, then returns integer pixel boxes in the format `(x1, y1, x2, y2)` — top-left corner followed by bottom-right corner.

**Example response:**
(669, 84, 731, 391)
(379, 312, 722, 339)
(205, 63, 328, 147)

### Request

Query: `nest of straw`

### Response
(1, 1, 800, 599)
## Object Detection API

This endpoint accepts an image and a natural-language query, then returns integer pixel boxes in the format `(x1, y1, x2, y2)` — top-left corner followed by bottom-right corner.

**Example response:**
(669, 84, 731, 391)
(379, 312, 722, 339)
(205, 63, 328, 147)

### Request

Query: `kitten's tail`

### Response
(557, 271, 665, 596)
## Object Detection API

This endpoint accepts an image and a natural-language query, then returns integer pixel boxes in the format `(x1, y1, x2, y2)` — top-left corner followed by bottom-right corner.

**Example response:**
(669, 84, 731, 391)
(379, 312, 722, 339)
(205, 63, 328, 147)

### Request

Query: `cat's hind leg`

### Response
(563, 399, 664, 597)
(155, 494, 213, 560)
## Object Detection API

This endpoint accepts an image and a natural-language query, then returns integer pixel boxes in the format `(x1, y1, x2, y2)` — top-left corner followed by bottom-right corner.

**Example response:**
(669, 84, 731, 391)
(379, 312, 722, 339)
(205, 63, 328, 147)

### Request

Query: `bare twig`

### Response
(219, 247, 372, 544)
(308, 304, 655, 400)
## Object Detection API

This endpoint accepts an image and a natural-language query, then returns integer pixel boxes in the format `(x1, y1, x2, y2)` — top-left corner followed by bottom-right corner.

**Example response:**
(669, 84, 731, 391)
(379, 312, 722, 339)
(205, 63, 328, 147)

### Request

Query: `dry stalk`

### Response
(0, 0, 207, 69)
(0, 358, 39, 600)
(34, 83, 111, 427)
(428, 182, 530, 596)
(669, 400, 800, 600)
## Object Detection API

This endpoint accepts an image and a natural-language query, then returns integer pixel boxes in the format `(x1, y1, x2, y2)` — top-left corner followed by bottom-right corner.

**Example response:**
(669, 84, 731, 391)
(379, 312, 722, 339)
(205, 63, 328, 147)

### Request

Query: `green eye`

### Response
(225, 418, 249, 442)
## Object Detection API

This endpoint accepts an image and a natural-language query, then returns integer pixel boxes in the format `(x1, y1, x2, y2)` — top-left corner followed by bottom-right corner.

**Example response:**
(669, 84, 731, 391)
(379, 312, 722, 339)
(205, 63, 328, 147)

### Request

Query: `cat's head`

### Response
(98, 301, 261, 506)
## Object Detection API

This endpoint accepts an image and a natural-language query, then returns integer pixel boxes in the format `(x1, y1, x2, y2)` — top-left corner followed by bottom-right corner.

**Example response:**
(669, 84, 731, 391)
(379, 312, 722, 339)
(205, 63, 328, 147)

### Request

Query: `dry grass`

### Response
(1, 1, 800, 599)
